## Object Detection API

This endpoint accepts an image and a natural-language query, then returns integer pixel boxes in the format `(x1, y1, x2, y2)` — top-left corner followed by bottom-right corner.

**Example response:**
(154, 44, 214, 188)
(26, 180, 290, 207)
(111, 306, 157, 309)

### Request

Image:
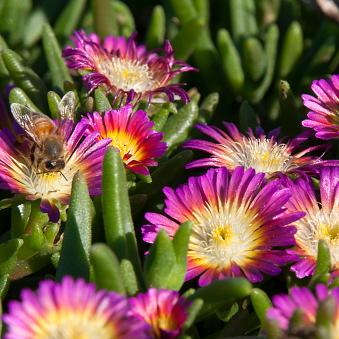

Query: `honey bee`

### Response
(10, 91, 77, 174)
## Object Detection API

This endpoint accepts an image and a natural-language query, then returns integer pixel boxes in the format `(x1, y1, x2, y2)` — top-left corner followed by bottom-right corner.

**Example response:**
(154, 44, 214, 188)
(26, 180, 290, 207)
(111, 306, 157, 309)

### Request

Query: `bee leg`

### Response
(59, 171, 68, 181)
(30, 144, 35, 169)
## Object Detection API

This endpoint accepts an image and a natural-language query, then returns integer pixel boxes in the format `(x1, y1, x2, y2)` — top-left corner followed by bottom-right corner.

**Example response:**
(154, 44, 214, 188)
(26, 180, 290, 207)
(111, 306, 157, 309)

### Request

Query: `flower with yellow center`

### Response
(0, 119, 110, 221)
(3, 276, 150, 339)
(129, 288, 190, 338)
(81, 105, 166, 175)
(143, 166, 303, 285)
(63, 31, 196, 104)
(284, 166, 339, 278)
(184, 122, 333, 178)
(267, 284, 339, 338)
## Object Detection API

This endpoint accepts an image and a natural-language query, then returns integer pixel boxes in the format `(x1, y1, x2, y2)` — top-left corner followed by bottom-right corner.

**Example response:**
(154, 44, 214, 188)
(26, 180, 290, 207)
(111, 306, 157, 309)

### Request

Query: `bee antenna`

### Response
(60, 171, 68, 181)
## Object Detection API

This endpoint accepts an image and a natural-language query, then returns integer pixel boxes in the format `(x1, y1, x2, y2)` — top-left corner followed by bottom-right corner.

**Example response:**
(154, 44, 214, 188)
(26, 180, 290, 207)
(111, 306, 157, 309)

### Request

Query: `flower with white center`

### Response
(63, 31, 196, 104)
(184, 122, 332, 178)
(284, 166, 339, 278)
(142, 166, 302, 286)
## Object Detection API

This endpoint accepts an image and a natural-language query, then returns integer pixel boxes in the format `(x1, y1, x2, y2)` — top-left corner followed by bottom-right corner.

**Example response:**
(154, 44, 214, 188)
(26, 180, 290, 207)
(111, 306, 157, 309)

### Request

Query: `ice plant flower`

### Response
(130, 288, 190, 338)
(284, 166, 339, 278)
(63, 30, 196, 104)
(184, 122, 330, 178)
(302, 74, 339, 140)
(143, 166, 302, 286)
(3, 276, 149, 339)
(267, 284, 339, 336)
(81, 105, 167, 175)
(0, 119, 110, 222)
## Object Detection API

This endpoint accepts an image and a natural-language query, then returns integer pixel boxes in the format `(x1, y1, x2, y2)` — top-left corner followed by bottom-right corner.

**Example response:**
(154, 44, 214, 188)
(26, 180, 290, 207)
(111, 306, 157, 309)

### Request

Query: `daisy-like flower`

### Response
(184, 122, 329, 178)
(142, 166, 302, 286)
(130, 288, 190, 338)
(0, 119, 110, 222)
(3, 276, 149, 339)
(81, 105, 167, 175)
(302, 74, 339, 140)
(284, 166, 339, 278)
(267, 284, 339, 335)
(63, 30, 196, 104)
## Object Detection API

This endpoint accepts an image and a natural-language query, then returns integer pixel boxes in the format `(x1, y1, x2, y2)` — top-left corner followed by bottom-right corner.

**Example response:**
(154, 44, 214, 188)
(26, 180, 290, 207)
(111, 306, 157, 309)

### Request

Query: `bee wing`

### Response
(10, 103, 55, 143)
(58, 91, 77, 121)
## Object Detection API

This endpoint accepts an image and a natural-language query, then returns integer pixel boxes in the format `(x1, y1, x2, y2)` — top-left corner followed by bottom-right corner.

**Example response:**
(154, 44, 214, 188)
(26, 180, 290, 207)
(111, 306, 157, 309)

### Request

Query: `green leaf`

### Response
(279, 21, 303, 77)
(197, 92, 219, 124)
(102, 148, 142, 281)
(193, 0, 209, 23)
(170, 222, 192, 290)
(2, 49, 47, 110)
(187, 278, 252, 319)
(311, 239, 331, 286)
(112, 1, 135, 37)
(0, 239, 23, 276)
(94, 88, 112, 112)
(217, 29, 244, 94)
(162, 97, 199, 151)
(151, 103, 171, 131)
(239, 101, 258, 132)
(250, 288, 272, 325)
(245, 24, 279, 103)
(9, 87, 41, 112)
(90, 243, 126, 294)
(171, 18, 205, 60)
(23, 8, 48, 47)
(91, 0, 118, 37)
(278, 80, 300, 136)
(0, 274, 9, 298)
(230, 0, 258, 42)
(170, 0, 197, 24)
(145, 5, 166, 49)
(242, 37, 267, 82)
(56, 172, 94, 280)
(11, 203, 31, 238)
(0, 0, 32, 45)
(144, 230, 176, 289)
(42, 23, 73, 89)
(47, 91, 61, 119)
(120, 259, 139, 295)
(184, 299, 204, 329)
(54, 0, 86, 38)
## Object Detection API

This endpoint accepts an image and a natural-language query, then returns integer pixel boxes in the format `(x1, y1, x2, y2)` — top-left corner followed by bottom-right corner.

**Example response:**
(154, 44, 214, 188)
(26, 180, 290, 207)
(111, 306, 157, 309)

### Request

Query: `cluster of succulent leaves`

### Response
(0, 0, 338, 338)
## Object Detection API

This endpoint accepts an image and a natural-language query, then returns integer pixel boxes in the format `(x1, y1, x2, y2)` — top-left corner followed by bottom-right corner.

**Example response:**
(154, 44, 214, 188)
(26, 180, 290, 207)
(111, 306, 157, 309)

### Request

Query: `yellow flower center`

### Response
(188, 201, 261, 271)
(212, 225, 233, 246)
(106, 132, 143, 165)
(32, 309, 117, 339)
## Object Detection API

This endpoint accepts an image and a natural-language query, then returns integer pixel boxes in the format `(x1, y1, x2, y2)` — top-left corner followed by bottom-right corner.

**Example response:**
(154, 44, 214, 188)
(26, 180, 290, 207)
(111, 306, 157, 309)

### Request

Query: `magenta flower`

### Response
(284, 166, 339, 278)
(3, 276, 150, 339)
(0, 119, 110, 222)
(143, 166, 302, 286)
(184, 122, 329, 178)
(267, 284, 339, 334)
(63, 31, 196, 104)
(302, 74, 339, 140)
(81, 105, 167, 175)
(130, 288, 190, 338)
